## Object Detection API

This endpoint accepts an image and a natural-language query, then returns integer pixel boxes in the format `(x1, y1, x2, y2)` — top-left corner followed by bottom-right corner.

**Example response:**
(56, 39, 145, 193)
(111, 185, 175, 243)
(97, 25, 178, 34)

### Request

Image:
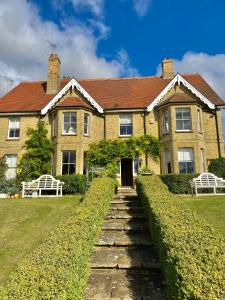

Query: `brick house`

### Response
(0, 54, 224, 186)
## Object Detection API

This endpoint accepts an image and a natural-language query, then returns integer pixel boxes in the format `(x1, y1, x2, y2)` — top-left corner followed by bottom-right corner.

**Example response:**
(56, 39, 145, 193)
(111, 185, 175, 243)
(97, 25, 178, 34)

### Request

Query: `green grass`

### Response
(0, 196, 81, 286)
(182, 195, 225, 237)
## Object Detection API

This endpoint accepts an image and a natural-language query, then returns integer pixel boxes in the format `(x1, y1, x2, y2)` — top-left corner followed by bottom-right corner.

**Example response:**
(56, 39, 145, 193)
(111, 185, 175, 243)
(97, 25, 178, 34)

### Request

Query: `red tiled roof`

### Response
(158, 93, 197, 107)
(56, 96, 94, 110)
(0, 74, 223, 113)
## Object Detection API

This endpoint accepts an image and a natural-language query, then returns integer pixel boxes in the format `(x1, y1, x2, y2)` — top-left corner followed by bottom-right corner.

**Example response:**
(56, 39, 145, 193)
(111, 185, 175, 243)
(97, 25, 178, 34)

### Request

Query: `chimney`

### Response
(46, 54, 61, 94)
(162, 58, 174, 79)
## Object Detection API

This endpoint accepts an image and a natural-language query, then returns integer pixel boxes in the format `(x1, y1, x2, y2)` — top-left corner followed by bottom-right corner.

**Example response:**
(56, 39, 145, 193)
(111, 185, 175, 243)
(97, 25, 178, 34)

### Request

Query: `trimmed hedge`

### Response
(160, 174, 197, 194)
(136, 175, 225, 300)
(0, 178, 115, 300)
(56, 174, 87, 194)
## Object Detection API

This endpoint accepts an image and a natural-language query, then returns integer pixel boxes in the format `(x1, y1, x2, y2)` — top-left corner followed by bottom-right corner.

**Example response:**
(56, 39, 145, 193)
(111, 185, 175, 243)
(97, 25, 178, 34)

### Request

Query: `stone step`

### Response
(110, 204, 143, 211)
(105, 210, 145, 220)
(102, 219, 148, 231)
(97, 230, 153, 246)
(84, 269, 166, 300)
(91, 246, 160, 269)
(111, 199, 140, 205)
(113, 194, 138, 200)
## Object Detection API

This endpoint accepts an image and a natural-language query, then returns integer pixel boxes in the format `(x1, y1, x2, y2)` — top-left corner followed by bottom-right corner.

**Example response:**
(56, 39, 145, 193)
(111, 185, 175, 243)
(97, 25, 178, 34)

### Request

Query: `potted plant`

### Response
(138, 167, 154, 176)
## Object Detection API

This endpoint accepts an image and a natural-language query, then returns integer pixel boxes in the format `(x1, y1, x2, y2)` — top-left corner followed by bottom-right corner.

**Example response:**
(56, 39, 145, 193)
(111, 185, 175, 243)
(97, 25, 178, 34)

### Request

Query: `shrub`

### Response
(160, 174, 197, 194)
(56, 174, 87, 194)
(0, 178, 21, 194)
(208, 157, 225, 178)
(136, 175, 225, 300)
(1, 178, 115, 299)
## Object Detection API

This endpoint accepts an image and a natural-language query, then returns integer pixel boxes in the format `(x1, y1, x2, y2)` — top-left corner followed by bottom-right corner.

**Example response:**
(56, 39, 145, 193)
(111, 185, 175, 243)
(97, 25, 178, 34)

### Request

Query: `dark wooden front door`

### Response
(121, 158, 133, 186)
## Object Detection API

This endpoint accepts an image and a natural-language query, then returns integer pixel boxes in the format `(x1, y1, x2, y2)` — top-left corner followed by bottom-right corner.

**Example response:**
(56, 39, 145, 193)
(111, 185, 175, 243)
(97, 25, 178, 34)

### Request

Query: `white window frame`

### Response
(5, 154, 17, 179)
(119, 114, 133, 136)
(176, 108, 192, 132)
(162, 111, 169, 134)
(61, 151, 76, 175)
(84, 113, 90, 136)
(178, 148, 195, 174)
(8, 118, 20, 139)
(197, 109, 202, 132)
(62, 112, 77, 135)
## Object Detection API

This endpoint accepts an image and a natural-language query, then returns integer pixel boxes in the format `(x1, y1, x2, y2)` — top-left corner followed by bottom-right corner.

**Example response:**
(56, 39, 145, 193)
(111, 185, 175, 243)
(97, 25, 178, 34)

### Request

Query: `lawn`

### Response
(0, 196, 81, 286)
(183, 195, 225, 237)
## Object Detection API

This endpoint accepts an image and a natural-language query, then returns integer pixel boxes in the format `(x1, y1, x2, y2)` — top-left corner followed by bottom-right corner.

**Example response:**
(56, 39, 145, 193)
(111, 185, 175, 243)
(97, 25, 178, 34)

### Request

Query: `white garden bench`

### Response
(191, 173, 225, 196)
(22, 175, 64, 198)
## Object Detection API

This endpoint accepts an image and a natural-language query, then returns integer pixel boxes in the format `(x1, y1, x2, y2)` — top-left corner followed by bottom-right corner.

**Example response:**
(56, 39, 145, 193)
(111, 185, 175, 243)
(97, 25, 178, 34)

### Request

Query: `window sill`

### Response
(161, 132, 170, 136)
(119, 135, 132, 138)
(175, 130, 193, 133)
(6, 138, 20, 141)
(61, 133, 77, 136)
(83, 134, 90, 137)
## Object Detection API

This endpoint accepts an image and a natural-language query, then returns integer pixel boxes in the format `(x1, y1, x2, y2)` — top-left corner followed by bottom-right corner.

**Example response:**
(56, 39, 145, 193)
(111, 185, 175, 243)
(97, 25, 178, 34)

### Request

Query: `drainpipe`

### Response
(215, 109, 221, 158)
(103, 114, 106, 140)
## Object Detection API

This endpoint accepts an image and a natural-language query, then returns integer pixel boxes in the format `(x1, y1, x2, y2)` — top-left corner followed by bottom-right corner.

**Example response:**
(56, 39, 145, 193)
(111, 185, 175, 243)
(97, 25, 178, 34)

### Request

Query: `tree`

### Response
(0, 156, 7, 179)
(208, 157, 225, 178)
(18, 120, 54, 180)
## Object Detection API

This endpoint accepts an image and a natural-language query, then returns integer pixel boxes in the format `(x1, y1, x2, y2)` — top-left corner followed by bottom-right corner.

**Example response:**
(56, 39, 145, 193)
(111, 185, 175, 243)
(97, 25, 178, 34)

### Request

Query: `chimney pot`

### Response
(162, 58, 174, 79)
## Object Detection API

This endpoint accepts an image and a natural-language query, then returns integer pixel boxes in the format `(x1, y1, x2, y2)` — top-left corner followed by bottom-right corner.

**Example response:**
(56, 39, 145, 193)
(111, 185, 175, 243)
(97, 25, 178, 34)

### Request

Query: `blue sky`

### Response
(0, 0, 224, 136)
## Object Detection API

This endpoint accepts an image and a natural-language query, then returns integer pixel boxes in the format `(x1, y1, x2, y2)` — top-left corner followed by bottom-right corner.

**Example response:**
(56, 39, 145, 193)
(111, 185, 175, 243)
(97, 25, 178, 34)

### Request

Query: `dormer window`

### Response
(63, 112, 77, 135)
(120, 114, 133, 136)
(176, 108, 192, 131)
(8, 118, 20, 139)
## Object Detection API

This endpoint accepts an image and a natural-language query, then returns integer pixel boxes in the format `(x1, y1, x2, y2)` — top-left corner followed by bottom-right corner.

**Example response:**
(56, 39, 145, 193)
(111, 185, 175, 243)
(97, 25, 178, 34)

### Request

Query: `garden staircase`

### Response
(84, 188, 166, 299)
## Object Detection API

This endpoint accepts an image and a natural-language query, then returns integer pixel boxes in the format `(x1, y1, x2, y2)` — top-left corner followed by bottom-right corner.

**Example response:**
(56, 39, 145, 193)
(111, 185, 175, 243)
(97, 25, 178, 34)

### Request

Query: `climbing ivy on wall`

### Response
(87, 135, 161, 168)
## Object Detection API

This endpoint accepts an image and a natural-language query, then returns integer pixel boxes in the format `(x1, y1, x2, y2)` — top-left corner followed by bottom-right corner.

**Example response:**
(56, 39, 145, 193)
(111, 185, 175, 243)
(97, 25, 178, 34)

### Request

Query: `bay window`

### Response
(84, 113, 90, 135)
(162, 111, 169, 134)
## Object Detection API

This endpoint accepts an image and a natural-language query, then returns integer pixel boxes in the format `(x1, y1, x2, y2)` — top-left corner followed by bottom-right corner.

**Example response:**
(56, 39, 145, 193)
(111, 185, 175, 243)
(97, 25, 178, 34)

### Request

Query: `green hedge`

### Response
(0, 178, 115, 300)
(208, 157, 225, 178)
(56, 174, 87, 194)
(136, 175, 225, 300)
(160, 174, 197, 194)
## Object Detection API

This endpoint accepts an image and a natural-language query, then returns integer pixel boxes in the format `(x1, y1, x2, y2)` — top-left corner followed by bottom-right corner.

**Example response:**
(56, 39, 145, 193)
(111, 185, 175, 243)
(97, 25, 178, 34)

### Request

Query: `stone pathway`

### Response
(84, 188, 166, 300)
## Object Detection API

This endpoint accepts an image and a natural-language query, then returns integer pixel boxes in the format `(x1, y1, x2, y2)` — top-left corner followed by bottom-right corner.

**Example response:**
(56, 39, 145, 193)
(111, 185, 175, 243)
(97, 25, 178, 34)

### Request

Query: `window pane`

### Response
(69, 164, 75, 174)
(69, 151, 75, 163)
(176, 120, 183, 130)
(62, 164, 68, 175)
(176, 109, 183, 119)
(183, 120, 191, 130)
(71, 113, 77, 123)
(63, 113, 70, 123)
(120, 126, 127, 135)
(179, 162, 187, 174)
(126, 125, 132, 135)
(183, 109, 190, 118)
(187, 162, 195, 174)
(62, 151, 69, 163)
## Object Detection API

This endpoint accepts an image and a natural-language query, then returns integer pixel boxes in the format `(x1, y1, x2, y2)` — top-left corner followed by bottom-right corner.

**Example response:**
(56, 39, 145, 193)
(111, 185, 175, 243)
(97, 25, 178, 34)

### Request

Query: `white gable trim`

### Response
(41, 78, 104, 115)
(147, 74, 215, 111)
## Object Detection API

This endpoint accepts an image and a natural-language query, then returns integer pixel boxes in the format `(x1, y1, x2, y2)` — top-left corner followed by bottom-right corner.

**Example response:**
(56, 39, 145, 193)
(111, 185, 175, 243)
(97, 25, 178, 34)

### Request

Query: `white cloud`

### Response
(0, 0, 138, 95)
(157, 51, 225, 139)
(132, 0, 151, 17)
(70, 0, 104, 17)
